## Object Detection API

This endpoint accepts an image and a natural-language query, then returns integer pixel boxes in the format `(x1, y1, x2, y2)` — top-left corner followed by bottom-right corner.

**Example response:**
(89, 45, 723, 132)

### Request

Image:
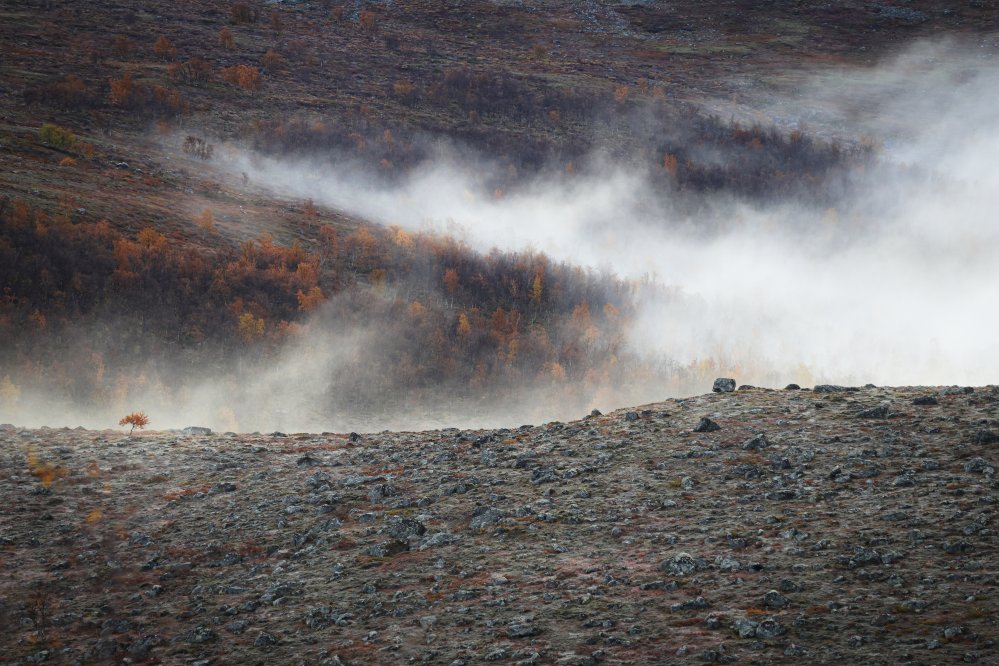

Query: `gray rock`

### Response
(305, 471, 332, 489)
(871, 613, 896, 627)
(964, 458, 995, 474)
(943, 540, 973, 554)
(368, 483, 398, 502)
(742, 434, 769, 450)
(716, 556, 741, 572)
(89, 638, 119, 660)
(847, 548, 883, 569)
(975, 430, 998, 445)
(813, 385, 858, 393)
(254, 632, 277, 647)
(227, 620, 250, 634)
(693, 417, 721, 433)
(912, 396, 938, 406)
(733, 618, 758, 638)
(388, 518, 426, 540)
(858, 403, 891, 419)
(712, 378, 736, 393)
(507, 622, 540, 638)
(659, 552, 706, 576)
(470, 507, 504, 530)
(419, 532, 460, 550)
(763, 590, 789, 608)
(531, 467, 559, 484)
(183, 426, 212, 435)
(755, 617, 786, 639)
(670, 596, 710, 612)
(187, 626, 217, 643)
(779, 579, 802, 593)
(128, 635, 162, 657)
(366, 541, 408, 557)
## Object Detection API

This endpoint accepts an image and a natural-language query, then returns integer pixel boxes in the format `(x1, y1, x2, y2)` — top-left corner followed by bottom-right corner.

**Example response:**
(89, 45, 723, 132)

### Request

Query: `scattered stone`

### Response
(784, 644, 806, 657)
(671, 596, 710, 612)
(712, 378, 736, 393)
(470, 507, 504, 530)
(419, 532, 460, 550)
(507, 622, 540, 638)
(693, 417, 721, 433)
(964, 458, 995, 474)
(912, 396, 938, 406)
(858, 403, 891, 419)
(531, 467, 559, 484)
(3, 384, 993, 663)
(974, 430, 998, 445)
(846, 548, 883, 569)
(297, 454, 320, 467)
(872, 613, 896, 627)
(779, 579, 802, 593)
(388, 518, 426, 540)
(814, 385, 858, 393)
(763, 590, 790, 608)
(755, 617, 787, 639)
(659, 552, 707, 576)
(227, 620, 250, 634)
(742, 434, 769, 450)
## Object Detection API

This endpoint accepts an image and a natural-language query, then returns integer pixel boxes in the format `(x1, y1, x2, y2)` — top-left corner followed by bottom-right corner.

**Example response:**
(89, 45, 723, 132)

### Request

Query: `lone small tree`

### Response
(118, 411, 150, 433)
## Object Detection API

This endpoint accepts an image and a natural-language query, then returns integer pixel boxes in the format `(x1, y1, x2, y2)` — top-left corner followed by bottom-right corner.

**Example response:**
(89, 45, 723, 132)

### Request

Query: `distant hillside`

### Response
(1, 1, 996, 428)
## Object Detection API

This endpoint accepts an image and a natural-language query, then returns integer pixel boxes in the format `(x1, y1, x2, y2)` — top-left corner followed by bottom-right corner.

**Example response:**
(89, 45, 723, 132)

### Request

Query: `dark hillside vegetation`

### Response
(0, 196, 660, 425)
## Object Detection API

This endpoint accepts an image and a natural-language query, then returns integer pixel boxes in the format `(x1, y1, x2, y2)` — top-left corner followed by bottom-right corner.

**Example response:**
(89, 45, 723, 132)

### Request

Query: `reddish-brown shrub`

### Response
(118, 411, 150, 433)
(221, 65, 260, 91)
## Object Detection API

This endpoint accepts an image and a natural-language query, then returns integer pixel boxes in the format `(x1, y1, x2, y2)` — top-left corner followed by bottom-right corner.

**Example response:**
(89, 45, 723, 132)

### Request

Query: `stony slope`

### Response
(1, 384, 997, 665)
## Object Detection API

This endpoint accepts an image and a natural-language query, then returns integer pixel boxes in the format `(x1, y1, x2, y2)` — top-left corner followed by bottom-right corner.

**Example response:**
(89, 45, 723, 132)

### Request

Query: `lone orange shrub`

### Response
(119, 411, 150, 433)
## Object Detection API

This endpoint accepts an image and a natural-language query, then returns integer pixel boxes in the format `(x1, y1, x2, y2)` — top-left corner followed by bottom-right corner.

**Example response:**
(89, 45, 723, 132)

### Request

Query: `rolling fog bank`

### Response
(3, 40, 996, 433)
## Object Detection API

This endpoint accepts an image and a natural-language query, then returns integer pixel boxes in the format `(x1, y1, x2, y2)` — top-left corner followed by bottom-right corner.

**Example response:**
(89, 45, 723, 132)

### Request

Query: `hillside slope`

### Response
(2, 384, 996, 664)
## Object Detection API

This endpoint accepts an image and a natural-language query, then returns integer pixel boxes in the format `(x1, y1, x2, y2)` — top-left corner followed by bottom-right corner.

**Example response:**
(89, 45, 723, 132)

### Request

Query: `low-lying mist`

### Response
(3, 40, 996, 434)
(233, 42, 998, 380)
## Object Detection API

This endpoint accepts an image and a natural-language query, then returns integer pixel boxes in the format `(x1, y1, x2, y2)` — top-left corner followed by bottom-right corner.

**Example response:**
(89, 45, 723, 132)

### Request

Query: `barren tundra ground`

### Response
(2, 384, 997, 665)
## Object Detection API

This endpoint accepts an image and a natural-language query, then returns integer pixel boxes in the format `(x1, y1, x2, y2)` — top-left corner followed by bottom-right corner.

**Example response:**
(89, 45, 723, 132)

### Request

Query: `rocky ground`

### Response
(1, 384, 996, 665)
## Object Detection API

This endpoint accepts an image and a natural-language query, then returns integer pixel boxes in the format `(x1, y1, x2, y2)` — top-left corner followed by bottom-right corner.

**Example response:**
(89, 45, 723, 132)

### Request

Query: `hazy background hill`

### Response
(1, 0, 997, 431)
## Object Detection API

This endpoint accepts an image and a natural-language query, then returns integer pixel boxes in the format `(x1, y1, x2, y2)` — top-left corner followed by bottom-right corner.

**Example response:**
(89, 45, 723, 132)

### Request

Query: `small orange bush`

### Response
(118, 411, 150, 432)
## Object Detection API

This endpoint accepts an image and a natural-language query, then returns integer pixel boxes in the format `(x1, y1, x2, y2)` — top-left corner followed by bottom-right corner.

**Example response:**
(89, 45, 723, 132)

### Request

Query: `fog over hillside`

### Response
(232, 40, 999, 398)
(3, 41, 995, 434)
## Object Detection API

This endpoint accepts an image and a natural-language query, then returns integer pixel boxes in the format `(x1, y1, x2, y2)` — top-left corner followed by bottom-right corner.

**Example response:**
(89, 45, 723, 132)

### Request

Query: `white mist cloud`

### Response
(221, 38, 997, 397)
